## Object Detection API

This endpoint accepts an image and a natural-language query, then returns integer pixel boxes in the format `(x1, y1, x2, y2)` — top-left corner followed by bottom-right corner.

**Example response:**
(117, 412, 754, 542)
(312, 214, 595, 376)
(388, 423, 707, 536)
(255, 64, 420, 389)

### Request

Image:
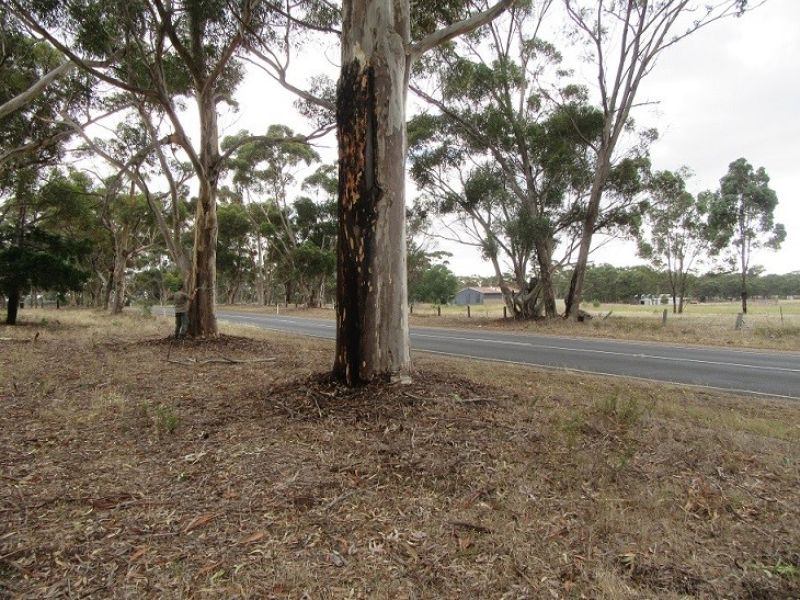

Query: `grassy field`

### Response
(1, 309, 798, 598)
(215, 300, 800, 351)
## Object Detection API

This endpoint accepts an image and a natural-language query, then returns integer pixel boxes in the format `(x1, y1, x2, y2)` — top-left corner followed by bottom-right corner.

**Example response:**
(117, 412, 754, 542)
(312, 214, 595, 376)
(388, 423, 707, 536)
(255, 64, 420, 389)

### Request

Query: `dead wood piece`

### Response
(168, 356, 276, 365)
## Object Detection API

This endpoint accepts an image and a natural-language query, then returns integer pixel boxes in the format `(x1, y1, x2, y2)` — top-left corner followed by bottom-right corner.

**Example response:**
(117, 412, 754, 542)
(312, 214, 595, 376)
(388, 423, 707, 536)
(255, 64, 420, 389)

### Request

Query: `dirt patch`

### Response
(1, 310, 799, 598)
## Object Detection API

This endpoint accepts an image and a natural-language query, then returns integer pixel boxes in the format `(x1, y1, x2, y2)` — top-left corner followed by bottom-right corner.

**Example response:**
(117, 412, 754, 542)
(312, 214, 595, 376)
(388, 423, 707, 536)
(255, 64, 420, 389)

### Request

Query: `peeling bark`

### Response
(333, 1, 411, 385)
(187, 89, 220, 337)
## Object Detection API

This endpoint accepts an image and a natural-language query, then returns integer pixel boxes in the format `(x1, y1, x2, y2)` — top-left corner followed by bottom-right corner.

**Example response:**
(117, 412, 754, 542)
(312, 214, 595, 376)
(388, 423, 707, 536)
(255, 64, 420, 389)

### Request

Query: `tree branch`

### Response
(409, 0, 513, 63)
(0, 60, 74, 119)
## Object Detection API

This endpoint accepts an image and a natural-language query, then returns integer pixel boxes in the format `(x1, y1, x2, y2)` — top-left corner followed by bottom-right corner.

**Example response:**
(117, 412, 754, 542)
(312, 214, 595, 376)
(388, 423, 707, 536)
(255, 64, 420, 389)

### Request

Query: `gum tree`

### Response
(637, 169, 712, 314)
(561, 0, 754, 319)
(708, 158, 785, 314)
(333, 0, 512, 384)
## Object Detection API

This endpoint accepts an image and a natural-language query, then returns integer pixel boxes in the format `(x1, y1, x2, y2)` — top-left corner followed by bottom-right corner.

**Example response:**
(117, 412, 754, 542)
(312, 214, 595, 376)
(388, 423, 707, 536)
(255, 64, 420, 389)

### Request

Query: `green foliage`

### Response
(408, 10, 650, 309)
(555, 263, 800, 303)
(709, 158, 785, 254)
(414, 264, 460, 304)
(707, 158, 785, 308)
(595, 394, 645, 432)
(0, 12, 92, 177)
(141, 402, 179, 434)
(637, 168, 713, 309)
(0, 166, 95, 322)
(0, 226, 90, 293)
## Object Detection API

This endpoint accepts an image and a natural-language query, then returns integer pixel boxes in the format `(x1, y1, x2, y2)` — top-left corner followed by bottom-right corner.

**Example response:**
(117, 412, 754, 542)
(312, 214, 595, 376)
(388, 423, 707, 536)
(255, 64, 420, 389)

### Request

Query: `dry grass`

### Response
(1, 309, 799, 598)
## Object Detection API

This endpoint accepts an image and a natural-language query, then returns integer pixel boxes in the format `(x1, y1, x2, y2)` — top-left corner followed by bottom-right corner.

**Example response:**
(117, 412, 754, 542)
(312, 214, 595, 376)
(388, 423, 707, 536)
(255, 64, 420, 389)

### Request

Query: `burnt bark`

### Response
(534, 241, 557, 318)
(334, 60, 380, 384)
(333, 1, 411, 384)
(333, 0, 509, 384)
(564, 158, 610, 319)
(5, 286, 20, 325)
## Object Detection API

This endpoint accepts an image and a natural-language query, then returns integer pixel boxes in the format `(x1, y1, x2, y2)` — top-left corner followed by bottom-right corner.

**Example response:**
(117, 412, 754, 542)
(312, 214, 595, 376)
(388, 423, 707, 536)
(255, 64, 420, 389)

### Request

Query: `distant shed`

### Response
(454, 286, 506, 305)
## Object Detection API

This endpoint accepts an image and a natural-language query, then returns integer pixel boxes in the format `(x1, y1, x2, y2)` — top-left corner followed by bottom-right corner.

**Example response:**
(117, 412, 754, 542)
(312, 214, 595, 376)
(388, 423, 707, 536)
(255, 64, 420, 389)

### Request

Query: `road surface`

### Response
(186, 310, 800, 400)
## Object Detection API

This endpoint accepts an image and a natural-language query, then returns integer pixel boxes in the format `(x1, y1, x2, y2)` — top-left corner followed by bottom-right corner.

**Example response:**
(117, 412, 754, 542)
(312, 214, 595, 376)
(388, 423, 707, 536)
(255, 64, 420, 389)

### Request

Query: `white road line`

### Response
(418, 349, 800, 401)
(216, 313, 800, 374)
(222, 314, 336, 328)
(411, 332, 800, 373)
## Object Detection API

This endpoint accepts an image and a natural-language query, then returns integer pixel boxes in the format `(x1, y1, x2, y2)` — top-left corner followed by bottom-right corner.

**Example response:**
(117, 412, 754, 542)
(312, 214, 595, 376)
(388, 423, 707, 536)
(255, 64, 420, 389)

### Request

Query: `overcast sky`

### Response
(215, 0, 799, 277)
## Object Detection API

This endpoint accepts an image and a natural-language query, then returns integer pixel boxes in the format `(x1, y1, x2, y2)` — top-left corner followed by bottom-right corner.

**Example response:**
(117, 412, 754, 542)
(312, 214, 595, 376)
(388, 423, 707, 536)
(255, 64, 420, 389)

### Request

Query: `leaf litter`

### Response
(0, 311, 798, 598)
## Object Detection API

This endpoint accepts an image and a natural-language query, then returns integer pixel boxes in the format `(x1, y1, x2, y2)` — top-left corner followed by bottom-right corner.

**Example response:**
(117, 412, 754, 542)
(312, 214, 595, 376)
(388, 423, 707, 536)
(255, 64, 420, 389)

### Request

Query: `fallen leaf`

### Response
(196, 561, 222, 578)
(184, 512, 217, 533)
(129, 547, 148, 562)
(237, 531, 266, 545)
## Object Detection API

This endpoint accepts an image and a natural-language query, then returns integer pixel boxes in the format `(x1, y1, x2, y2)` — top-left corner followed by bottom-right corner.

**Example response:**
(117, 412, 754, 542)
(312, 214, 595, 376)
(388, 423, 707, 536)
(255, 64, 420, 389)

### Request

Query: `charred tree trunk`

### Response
(333, 1, 411, 385)
(284, 280, 293, 306)
(255, 235, 266, 305)
(5, 286, 20, 325)
(741, 282, 748, 314)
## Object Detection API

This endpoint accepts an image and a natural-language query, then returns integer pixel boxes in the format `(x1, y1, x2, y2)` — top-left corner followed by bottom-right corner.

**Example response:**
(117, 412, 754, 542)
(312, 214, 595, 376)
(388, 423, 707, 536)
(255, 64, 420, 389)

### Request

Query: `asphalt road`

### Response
(198, 310, 800, 400)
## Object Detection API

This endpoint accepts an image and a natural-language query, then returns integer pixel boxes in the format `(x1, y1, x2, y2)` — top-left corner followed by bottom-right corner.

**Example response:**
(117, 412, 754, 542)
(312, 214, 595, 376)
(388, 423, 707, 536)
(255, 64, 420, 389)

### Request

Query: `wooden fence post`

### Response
(503, 306, 507, 319)
(437, 306, 441, 317)
(467, 305, 471, 318)
(661, 309, 667, 327)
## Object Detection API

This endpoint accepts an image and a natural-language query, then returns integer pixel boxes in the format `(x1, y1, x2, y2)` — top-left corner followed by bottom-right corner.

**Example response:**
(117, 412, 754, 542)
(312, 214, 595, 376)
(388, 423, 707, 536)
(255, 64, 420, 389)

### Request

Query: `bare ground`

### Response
(1, 309, 799, 599)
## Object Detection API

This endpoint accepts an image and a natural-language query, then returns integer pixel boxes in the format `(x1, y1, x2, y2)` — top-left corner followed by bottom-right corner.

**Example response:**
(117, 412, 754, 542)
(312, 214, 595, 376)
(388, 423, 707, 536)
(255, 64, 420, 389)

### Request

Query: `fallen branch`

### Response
(167, 356, 276, 365)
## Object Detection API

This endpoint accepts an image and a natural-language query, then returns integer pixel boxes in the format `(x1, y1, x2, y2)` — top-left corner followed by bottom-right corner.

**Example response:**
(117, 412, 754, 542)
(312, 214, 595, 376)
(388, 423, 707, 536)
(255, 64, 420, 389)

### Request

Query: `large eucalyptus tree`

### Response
(408, 3, 648, 319)
(332, 0, 512, 384)
(561, 0, 754, 319)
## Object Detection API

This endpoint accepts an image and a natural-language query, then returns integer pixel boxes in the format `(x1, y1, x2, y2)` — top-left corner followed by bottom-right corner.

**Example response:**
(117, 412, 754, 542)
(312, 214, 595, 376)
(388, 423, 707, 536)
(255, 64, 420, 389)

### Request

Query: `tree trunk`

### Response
(255, 235, 266, 305)
(187, 90, 220, 337)
(535, 242, 557, 318)
(333, 0, 411, 385)
(5, 286, 20, 325)
(564, 155, 610, 320)
(110, 248, 128, 315)
(284, 279, 293, 306)
(740, 265, 748, 314)
(103, 268, 114, 311)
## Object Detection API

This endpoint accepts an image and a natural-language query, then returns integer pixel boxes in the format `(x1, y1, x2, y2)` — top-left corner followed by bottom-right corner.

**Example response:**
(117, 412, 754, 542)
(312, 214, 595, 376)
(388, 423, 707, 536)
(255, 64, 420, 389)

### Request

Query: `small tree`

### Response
(638, 169, 711, 313)
(0, 168, 92, 324)
(416, 264, 460, 305)
(708, 158, 785, 314)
